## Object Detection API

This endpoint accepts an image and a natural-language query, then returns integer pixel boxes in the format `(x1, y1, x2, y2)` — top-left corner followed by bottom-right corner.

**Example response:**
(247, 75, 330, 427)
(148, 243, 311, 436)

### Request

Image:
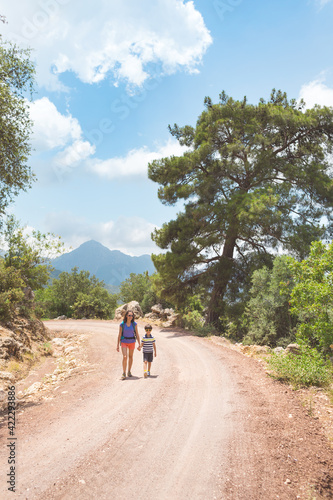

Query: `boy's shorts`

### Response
(121, 342, 135, 350)
(143, 352, 153, 362)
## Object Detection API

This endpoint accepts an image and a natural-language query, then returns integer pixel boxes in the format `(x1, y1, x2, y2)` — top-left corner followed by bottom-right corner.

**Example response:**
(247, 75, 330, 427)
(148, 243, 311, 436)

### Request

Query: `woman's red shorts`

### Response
(121, 342, 135, 350)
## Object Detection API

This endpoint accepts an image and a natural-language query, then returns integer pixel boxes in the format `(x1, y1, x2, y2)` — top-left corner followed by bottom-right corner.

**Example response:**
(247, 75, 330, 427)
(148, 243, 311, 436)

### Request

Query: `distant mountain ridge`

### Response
(51, 240, 155, 286)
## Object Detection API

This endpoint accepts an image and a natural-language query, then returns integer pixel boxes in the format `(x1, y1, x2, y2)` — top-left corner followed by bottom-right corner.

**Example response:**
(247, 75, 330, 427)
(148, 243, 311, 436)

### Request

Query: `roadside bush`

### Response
(36, 267, 117, 319)
(289, 241, 333, 354)
(243, 256, 296, 347)
(268, 344, 333, 388)
(182, 310, 214, 337)
(119, 272, 155, 313)
(73, 287, 117, 319)
(118, 272, 173, 313)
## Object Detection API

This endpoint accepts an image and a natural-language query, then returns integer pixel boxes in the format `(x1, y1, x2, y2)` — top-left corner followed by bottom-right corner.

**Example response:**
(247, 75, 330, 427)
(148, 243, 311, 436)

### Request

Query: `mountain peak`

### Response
(78, 240, 108, 250)
(80, 239, 103, 246)
(52, 240, 155, 286)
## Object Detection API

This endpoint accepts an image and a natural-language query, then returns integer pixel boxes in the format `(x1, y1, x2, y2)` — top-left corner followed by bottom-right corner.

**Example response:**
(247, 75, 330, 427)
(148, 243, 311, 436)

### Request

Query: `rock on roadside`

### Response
(114, 301, 143, 321)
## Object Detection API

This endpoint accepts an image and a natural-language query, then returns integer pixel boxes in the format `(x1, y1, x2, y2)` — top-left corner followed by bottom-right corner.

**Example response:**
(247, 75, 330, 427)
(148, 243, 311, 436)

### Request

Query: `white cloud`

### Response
(43, 211, 159, 256)
(89, 138, 188, 179)
(54, 140, 96, 168)
(299, 78, 333, 108)
(2, 0, 212, 90)
(316, 0, 333, 8)
(29, 97, 82, 150)
(28, 97, 96, 181)
(28, 97, 186, 182)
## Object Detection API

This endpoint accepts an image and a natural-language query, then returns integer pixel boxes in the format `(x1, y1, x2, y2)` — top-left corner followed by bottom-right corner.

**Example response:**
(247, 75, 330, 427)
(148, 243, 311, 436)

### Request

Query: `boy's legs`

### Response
(148, 361, 152, 372)
(143, 355, 148, 377)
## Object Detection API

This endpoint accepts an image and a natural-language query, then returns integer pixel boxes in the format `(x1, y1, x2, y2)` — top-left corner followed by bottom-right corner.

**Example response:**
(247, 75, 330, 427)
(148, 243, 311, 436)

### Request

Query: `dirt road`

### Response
(1, 320, 333, 499)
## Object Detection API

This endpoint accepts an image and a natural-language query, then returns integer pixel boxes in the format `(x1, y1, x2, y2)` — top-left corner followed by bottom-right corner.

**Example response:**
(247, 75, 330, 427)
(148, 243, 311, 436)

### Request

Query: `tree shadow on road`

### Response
(0, 399, 44, 431)
(159, 327, 193, 339)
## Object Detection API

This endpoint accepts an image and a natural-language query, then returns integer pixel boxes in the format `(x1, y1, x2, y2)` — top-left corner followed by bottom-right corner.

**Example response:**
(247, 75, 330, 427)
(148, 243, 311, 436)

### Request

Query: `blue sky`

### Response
(1, 0, 333, 255)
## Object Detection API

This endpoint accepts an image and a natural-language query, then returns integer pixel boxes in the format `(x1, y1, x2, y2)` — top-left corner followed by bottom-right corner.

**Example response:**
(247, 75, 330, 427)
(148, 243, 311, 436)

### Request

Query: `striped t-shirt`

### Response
(142, 334, 155, 353)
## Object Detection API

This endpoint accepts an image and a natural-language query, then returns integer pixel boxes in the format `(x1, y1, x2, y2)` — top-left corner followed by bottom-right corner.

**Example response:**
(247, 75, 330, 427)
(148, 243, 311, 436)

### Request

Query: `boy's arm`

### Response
(154, 340, 157, 356)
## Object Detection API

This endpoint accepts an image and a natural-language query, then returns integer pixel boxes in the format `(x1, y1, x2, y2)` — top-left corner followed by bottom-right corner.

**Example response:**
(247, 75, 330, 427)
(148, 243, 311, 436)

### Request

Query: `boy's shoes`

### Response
(121, 373, 126, 380)
(144, 371, 148, 378)
(127, 371, 132, 377)
(147, 371, 150, 377)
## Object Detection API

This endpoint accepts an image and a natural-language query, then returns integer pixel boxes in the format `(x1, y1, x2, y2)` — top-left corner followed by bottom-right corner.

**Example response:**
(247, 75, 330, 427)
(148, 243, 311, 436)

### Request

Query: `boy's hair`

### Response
(144, 324, 152, 330)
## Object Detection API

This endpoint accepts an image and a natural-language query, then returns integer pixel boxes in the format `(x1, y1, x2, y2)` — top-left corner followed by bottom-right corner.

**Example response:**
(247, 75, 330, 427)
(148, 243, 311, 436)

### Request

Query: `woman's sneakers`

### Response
(127, 371, 132, 377)
(121, 373, 126, 380)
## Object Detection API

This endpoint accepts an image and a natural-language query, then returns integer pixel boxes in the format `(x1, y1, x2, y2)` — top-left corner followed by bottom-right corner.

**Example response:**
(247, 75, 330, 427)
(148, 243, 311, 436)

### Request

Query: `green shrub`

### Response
(73, 287, 117, 319)
(268, 344, 333, 388)
(244, 256, 296, 347)
(182, 310, 214, 337)
(289, 241, 333, 354)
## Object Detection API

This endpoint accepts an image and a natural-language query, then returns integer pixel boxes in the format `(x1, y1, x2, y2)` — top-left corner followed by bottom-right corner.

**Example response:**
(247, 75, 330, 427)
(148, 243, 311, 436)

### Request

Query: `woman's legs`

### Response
(121, 345, 128, 374)
(128, 348, 134, 374)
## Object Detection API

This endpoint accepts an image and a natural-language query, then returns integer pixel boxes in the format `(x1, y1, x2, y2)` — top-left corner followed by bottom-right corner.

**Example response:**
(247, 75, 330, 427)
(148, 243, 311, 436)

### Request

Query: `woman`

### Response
(116, 310, 141, 380)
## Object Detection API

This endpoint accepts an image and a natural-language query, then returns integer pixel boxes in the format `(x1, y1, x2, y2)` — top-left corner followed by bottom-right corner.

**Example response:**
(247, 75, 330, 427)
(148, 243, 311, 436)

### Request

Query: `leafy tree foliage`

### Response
(0, 216, 63, 321)
(290, 241, 333, 354)
(0, 260, 25, 321)
(119, 272, 151, 305)
(0, 30, 35, 217)
(1, 215, 63, 290)
(73, 287, 117, 319)
(36, 267, 117, 319)
(243, 256, 296, 347)
(148, 90, 333, 327)
(119, 271, 162, 313)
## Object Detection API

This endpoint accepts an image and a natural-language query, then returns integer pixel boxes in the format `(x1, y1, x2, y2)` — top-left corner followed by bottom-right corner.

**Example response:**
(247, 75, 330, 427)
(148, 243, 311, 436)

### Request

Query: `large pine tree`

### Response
(148, 90, 333, 327)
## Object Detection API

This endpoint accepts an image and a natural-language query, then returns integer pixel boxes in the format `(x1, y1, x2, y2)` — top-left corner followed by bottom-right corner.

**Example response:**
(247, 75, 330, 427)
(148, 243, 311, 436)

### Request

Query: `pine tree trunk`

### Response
(206, 225, 238, 328)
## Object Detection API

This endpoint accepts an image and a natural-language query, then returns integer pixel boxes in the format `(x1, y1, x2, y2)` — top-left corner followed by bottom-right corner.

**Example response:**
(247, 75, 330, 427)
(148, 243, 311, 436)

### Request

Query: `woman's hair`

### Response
(124, 310, 135, 322)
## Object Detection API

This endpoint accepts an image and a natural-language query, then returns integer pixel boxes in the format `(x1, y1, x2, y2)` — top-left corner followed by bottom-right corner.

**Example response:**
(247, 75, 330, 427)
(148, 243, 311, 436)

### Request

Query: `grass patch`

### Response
(6, 360, 21, 374)
(327, 387, 333, 406)
(268, 345, 333, 389)
(6, 352, 37, 379)
(41, 342, 54, 356)
(4, 348, 53, 381)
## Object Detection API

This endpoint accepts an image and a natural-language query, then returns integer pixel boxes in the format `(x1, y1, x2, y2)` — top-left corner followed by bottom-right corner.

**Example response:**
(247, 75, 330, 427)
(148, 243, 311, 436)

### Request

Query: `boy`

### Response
(141, 324, 157, 378)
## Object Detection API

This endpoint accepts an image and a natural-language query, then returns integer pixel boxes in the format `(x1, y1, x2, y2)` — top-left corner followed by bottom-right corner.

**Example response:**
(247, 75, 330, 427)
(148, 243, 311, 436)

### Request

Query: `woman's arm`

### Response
(116, 325, 122, 351)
